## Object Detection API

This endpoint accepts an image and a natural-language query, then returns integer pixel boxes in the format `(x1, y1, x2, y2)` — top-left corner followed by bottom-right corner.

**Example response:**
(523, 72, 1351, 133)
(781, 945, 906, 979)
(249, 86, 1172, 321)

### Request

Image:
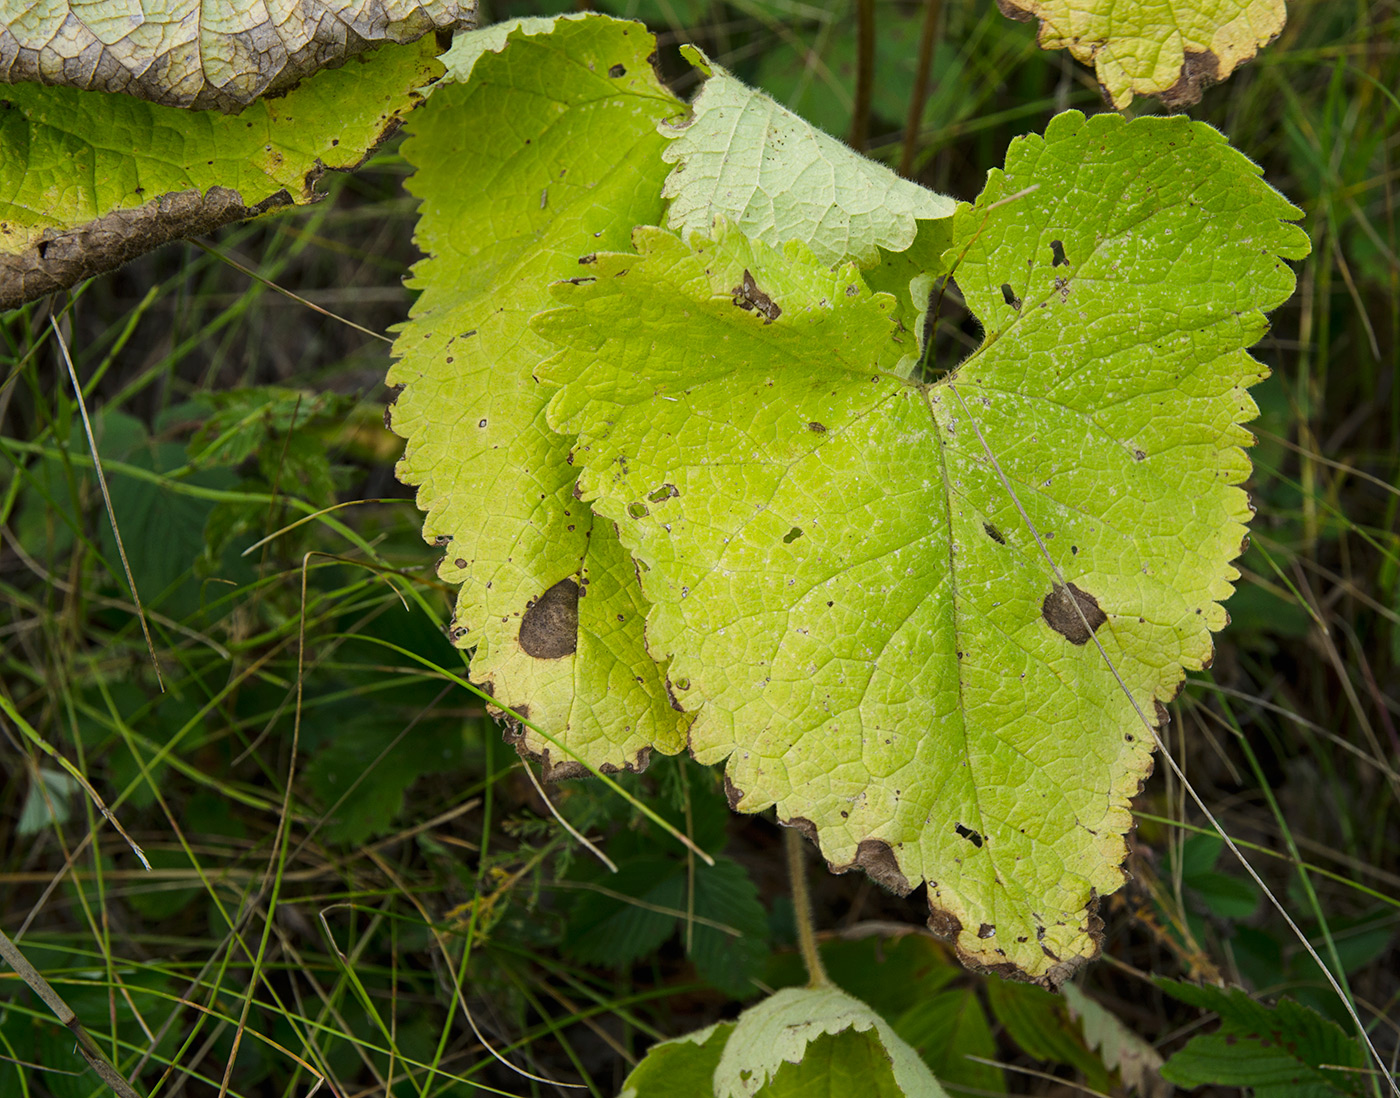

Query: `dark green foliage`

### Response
(985, 978, 1113, 1091)
(893, 986, 1003, 1092)
(1157, 979, 1370, 1098)
(562, 760, 771, 996)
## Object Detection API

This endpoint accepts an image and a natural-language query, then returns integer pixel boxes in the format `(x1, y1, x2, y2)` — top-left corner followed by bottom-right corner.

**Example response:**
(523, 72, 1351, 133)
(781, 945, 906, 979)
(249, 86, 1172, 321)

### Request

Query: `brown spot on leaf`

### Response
(983, 522, 1006, 544)
(807, 422, 827, 433)
(730, 269, 781, 323)
(1160, 49, 1222, 108)
(994, 0, 1034, 20)
(1042, 582, 1107, 645)
(926, 904, 963, 941)
(518, 578, 579, 659)
(834, 839, 911, 895)
(723, 773, 745, 809)
(783, 816, 818, 844)
(978, 923, 995, 939)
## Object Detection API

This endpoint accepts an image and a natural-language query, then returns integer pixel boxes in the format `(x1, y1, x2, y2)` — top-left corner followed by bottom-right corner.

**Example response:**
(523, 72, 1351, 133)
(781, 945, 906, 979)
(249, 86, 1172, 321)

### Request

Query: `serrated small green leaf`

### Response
(387, 14, 689, 773)
(0, 0, 470, 108)
(1061, 983, 1166, 1096)
(562, 856, 686, 966)
(715, 986, 948, 1098)
(187, 387, 352, 468)
(1157, 979, 1369, 1098)
(660, 45, 954, 268)
(997, 0, 1286, 108)
(302, 718, 459, 845)
(986, 979, 1111, 1089)
(0, 37, 441, 308)
(535, 109, 1308, 982)
(689, 856, 770, 997)
(893, 987, 1005, 1092)
(17, 767, 79, 836)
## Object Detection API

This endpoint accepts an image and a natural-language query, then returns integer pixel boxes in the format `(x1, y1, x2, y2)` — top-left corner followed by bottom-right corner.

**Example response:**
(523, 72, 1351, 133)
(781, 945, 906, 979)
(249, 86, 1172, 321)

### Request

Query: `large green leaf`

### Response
(621, 988, 948, 1098)
(534, 109, 1308, 982)
(714, 986, 947, 1098)
(997, 0, 1286, 107)
(0, 0, 470, 108)
(0, 36, 440, 307)
(386, 14, 689, 775)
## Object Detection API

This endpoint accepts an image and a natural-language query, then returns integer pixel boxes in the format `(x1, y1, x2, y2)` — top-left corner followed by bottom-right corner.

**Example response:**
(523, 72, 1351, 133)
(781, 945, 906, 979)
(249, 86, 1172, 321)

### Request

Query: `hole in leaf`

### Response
(917, 275, 983, 382)
(783, 527, 803, 543)
(955, 823, 984, 848)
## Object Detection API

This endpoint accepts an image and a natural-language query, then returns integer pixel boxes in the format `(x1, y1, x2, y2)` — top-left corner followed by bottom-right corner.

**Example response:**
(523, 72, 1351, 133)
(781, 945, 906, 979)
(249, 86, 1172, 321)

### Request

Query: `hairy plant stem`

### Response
(784, 826, 831, 988)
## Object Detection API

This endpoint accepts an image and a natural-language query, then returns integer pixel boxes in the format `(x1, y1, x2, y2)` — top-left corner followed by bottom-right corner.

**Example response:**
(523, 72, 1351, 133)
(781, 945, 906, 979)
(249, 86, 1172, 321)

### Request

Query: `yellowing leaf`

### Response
(535, 110, 1308, 983)
(997, 0, 1286, 107)
(0, 37, 440, 307)
(0, 0, 471, 108)
(387, 15, 689, 773)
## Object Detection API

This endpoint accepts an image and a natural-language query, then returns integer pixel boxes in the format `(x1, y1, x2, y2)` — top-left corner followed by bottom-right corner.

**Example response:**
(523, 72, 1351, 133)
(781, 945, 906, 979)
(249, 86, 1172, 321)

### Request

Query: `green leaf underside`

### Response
(0, 37, 439, 306)
(661, 47, 955, 270)
(387, 14, 688, 774)
(998, 0, 1287, 108)
(1157, 981, 1368, 1098)
(0, 0, 469, 109)
(714, 987, 947, 1098)
(436, 13, 571, 81)
(1061, 982, 1165, 1089)
(535, 110, 1308, 981)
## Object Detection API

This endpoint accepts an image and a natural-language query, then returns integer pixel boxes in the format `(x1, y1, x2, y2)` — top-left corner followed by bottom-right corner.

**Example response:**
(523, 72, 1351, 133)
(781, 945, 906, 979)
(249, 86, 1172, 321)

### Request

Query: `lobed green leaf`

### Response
(534, 109, 1308, 982)
(387, 14, 689, 774)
